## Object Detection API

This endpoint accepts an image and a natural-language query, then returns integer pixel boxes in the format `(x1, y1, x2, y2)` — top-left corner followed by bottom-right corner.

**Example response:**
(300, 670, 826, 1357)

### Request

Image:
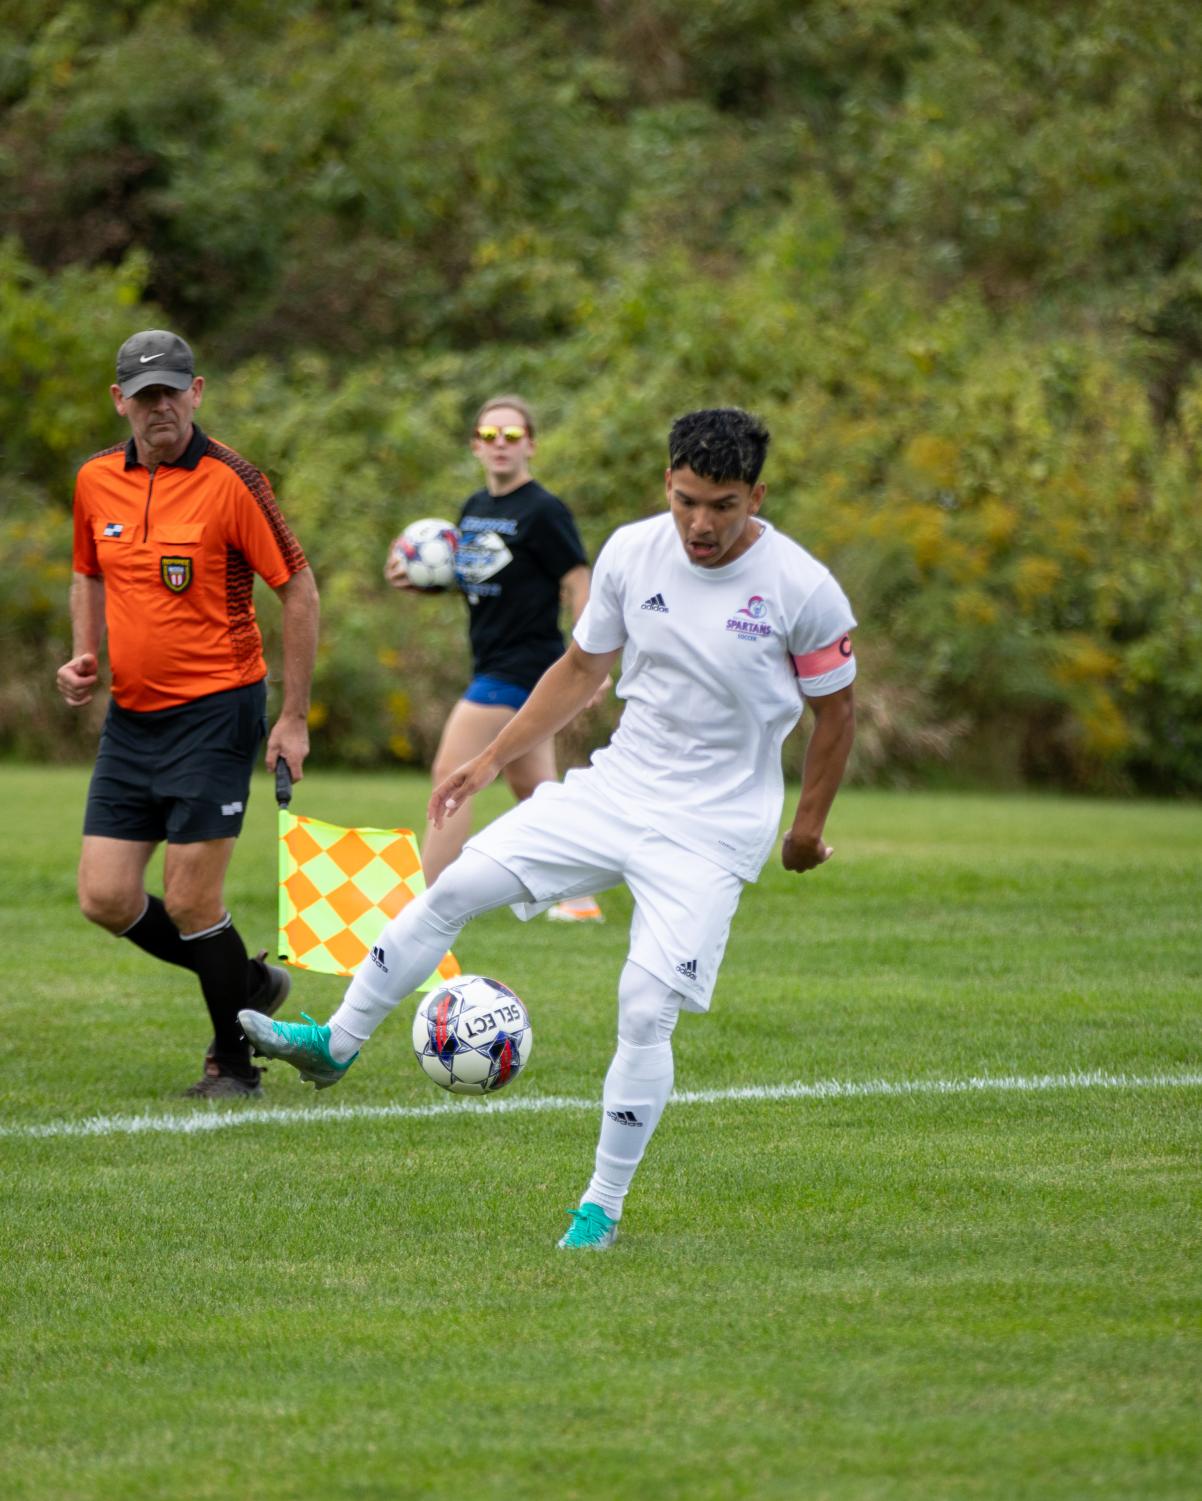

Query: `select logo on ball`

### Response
(412, 975, 532, 1095)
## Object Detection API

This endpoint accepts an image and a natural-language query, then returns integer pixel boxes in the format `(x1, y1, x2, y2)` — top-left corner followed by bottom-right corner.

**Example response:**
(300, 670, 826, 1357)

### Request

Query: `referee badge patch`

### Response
(160, 556, 193, 593)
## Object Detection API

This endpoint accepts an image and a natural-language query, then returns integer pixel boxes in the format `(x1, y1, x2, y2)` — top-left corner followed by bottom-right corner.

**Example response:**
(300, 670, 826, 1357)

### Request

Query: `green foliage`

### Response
(0, 242, 149, 758)
(2, 2, 1202, 790)
(0, 239, 147, 493)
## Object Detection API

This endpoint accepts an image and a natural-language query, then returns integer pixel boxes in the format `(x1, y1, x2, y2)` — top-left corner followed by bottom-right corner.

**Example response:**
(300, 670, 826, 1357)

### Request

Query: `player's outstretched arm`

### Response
(782, 685, 855, 873)
(429, 642, 619, 829)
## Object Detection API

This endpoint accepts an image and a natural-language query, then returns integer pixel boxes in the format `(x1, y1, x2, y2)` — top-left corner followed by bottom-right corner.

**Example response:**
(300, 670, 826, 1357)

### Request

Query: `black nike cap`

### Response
(115, 329, 195, 397)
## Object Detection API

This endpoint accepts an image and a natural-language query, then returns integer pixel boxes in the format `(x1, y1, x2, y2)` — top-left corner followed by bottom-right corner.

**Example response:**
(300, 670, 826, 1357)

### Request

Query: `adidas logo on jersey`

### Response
(641, 592, 669, 612)
(606, 1108, 643, 1127)
(675, 958, 698, 981)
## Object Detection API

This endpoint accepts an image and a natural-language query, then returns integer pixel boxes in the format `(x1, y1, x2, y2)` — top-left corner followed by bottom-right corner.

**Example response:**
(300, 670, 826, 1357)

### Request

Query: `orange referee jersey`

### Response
(72, 424, 309, 712)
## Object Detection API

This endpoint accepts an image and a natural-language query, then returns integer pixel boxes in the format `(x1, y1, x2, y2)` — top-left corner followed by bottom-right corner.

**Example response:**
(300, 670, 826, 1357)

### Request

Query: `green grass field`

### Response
(1, 765, 1199, 1501)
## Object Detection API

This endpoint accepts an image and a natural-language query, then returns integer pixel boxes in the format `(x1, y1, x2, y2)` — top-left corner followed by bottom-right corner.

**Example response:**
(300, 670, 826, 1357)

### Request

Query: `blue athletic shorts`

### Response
(463, 675, 530, 711)
(83, 679, 267, 844)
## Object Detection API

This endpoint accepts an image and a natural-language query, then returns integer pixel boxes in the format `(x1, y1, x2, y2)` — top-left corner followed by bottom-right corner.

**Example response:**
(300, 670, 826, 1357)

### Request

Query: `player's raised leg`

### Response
(240, 849, 532, 1087)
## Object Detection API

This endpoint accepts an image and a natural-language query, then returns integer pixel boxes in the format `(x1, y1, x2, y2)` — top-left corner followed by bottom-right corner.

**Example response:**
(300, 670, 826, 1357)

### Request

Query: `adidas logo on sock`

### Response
(640, 592, 669, 612)
(675, 958, 698, 981)
(369, 945, 388, 972)
(606, 1108, 642, 1127)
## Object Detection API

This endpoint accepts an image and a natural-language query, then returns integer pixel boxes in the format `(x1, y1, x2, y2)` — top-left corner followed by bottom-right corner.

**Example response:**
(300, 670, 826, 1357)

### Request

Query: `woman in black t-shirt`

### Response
(386, 395, 605, 919)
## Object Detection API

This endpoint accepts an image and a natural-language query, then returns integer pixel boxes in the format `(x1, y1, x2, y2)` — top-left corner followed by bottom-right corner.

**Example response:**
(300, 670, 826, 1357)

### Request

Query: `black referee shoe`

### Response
(204, 951, 291, 1063)
(183, 1057, 265, 1099)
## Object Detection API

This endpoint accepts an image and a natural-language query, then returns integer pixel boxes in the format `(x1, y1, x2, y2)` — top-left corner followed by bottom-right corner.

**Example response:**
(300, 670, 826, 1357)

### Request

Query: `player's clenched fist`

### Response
(57, 652, 99, 707)
(781, 830, 832, 872)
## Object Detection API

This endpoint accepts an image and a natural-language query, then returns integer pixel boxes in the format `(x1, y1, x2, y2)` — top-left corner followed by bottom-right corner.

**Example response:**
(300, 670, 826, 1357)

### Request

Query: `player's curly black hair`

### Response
(667, 408, 771, 486)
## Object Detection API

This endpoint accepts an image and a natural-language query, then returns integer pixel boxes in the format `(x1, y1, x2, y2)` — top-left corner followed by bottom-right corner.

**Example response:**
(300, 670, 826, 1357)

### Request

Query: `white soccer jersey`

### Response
(572, 512, 857, 880)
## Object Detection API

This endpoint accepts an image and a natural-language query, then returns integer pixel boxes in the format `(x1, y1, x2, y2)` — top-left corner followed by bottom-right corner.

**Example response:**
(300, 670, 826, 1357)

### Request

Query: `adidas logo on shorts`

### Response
(641, 592, 669, 612)
(675, 958, 698, 982)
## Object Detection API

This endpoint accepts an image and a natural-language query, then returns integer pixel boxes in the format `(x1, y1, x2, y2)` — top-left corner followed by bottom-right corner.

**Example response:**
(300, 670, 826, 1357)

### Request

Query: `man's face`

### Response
(666, 465, 766, 568)
(112, 378, 203, 458)
(471, 405, 534, 487)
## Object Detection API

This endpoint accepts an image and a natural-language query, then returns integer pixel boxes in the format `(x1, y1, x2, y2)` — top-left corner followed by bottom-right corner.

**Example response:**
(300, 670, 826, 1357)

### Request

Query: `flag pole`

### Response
(275, 758, 293, 963)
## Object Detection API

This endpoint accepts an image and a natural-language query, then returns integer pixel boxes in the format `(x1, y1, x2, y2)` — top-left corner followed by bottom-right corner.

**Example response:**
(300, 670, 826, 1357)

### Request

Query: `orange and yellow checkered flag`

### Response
(277, 808, 459, 986)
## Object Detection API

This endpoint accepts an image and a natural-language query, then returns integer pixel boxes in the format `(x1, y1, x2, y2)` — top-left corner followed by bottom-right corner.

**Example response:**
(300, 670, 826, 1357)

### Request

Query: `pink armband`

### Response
(792, 634, 854, 677)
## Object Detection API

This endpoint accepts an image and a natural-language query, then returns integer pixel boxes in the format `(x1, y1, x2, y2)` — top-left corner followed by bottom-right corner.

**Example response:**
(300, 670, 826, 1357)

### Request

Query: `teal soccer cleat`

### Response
(557, 1202, 619, 1251)
(238, 1010, 357, 1090)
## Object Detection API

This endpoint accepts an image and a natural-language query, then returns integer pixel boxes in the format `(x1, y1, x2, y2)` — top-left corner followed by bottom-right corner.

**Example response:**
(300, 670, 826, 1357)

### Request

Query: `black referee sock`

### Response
(181, 915, 254, 1069)
(120, 895, 198, 971)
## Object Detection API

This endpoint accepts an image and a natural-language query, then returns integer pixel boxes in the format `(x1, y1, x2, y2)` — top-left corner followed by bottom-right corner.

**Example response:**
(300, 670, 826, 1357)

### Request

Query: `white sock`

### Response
(326, 851, 530, 1060)
(583, 1037, 675, 1221)
(328, 1021, 370, 1064)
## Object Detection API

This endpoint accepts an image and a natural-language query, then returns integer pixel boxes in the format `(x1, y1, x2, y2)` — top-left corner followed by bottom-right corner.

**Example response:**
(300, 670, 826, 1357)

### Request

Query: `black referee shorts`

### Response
(83, 680, 268, 845)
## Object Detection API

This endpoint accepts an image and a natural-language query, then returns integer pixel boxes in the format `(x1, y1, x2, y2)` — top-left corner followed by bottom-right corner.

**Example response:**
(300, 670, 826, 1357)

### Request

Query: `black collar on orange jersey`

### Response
(123, 424, 208, 472)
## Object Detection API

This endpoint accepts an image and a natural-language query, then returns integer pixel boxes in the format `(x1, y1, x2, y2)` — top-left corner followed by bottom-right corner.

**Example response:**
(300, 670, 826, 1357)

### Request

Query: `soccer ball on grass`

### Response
(393, 518, 459, 590)
(412, 975, 532, 1095)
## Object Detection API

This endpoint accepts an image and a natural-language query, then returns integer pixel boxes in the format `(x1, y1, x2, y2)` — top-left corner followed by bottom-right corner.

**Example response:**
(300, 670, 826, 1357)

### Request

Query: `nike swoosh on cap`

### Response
(139, 353, 166, 363)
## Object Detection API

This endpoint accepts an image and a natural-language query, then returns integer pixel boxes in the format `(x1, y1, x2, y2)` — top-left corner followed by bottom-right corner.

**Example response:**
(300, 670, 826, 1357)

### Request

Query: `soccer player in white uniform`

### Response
(242, 408, 857, 1250)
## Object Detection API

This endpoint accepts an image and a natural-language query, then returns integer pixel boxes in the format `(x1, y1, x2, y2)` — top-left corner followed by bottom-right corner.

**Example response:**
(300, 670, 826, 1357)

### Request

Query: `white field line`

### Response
(2, 1068, 1201, 1142)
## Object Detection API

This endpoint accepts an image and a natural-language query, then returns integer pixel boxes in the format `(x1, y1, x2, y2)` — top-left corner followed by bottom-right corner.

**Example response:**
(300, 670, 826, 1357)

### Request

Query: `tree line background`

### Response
(3, 0, 1201, 793)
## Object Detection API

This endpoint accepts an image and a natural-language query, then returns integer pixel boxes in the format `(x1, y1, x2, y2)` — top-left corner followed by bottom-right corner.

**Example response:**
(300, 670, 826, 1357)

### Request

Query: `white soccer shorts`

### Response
(465, 771, 746, 1011)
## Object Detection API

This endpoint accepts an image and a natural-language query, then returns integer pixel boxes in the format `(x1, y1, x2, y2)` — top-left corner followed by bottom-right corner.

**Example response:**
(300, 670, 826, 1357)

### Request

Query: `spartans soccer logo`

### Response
(160, 556, 193, 593)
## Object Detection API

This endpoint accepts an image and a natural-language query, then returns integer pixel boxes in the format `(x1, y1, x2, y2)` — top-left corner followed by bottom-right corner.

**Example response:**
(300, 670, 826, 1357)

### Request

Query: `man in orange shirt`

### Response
(57, 329, 320, 1098)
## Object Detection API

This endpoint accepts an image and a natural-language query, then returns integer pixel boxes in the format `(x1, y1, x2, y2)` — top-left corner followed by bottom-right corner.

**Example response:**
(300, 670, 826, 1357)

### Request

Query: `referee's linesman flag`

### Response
(277, 802, 459, 987)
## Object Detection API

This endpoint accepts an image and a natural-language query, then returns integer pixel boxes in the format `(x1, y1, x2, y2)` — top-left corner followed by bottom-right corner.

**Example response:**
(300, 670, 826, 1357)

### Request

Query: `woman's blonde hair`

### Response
(473, 393, 535, 438)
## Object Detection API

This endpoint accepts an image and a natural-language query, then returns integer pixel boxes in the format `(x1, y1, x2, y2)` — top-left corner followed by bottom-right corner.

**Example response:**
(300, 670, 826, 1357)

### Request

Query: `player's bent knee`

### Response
(426, 850, 530, 927)
(78, 883, 141, 934)
(405, 887, 462, 941)
(617, 962, 682, 1048)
